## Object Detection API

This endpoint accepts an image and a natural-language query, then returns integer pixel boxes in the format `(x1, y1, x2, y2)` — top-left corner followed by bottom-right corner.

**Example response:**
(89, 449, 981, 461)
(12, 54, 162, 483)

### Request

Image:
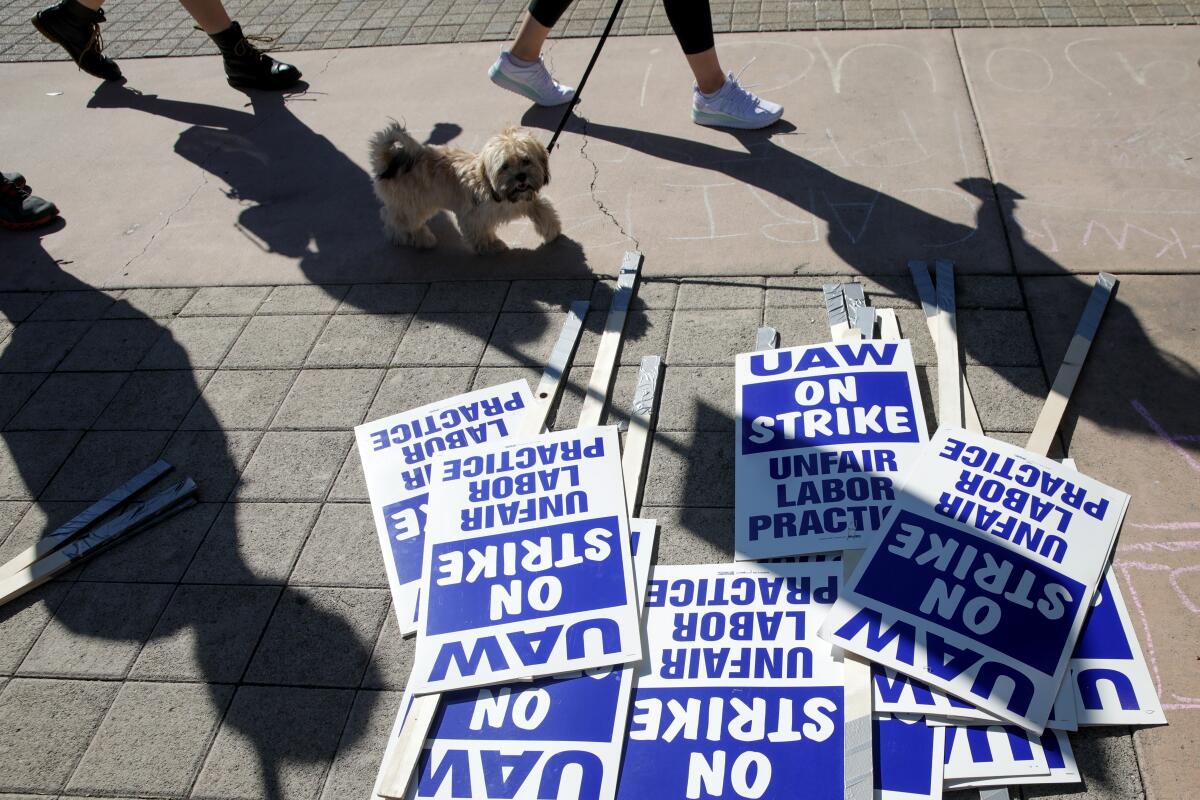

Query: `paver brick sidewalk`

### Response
(0, 274, 1149, 799)
(1, 0, 1197, 65)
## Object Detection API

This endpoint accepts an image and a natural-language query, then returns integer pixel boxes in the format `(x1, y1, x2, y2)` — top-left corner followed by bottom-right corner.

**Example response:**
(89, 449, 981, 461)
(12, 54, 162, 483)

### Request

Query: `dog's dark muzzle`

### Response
(507, 184, 536, 202)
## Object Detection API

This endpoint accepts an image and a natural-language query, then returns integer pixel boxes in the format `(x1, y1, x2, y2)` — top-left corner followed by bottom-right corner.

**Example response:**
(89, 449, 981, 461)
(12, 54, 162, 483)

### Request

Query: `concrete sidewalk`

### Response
(1, 26, 1198, 800)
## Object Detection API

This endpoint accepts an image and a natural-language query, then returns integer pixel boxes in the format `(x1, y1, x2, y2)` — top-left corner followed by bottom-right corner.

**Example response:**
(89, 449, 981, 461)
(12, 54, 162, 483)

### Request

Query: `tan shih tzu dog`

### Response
(369, 122, 561, 255)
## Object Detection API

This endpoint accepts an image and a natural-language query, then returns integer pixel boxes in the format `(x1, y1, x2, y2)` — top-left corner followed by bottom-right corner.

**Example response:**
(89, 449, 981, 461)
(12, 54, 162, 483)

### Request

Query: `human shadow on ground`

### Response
(521, 108, 1200, 444)
(0, 226, 380, 798)
(87, 81, 594, 282)
(83, 80, 655, 403)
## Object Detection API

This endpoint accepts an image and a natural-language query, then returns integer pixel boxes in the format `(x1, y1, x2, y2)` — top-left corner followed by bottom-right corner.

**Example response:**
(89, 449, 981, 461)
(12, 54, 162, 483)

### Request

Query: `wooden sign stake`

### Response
(909, 260, 983, 434)
(579, 251, 643, 427)
(621, 355, 662, 519)
(0, 459, 171, 580)
(934, 260, 964, 429)
(1025, 273, 1116, 457)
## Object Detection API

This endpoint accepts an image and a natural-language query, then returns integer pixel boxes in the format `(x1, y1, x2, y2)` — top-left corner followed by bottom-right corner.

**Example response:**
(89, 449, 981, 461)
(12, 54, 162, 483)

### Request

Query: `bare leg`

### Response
(510, 14, 552, 61)
(686, 47, 726, 95)
(178, 0, 232, 34)
(77, 0, 103, 10)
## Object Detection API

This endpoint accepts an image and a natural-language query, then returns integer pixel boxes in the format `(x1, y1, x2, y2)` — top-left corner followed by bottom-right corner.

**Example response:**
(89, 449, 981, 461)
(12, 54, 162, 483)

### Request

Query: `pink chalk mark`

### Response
(1114, 562, 1167, 697)
(1131, 399, 1200, 473)
(1119, 540, 1200, 553)
(1130, 522, 1200, 530)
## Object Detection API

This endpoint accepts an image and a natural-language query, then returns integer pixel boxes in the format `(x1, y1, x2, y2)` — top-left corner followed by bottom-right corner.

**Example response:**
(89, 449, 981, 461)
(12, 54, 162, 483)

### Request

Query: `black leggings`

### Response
(528, 0, 714, 55)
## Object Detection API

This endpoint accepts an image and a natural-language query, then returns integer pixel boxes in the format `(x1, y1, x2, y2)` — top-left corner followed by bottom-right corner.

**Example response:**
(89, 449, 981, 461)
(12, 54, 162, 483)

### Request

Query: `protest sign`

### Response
(735, 340, 928, 560)
(874, 668, 1078, 731)
(355, 381, 533, 634)
(874, 715, 944, 800)
(1071, 569, 1167, 726)
(617, 562, 843, 800)
(942, 724, 1048, 782)
(945, 728, 1078, 790)
(375, 519, 658, 800)
(410, 426, 642, 694)
(822, 428, 1130, 733)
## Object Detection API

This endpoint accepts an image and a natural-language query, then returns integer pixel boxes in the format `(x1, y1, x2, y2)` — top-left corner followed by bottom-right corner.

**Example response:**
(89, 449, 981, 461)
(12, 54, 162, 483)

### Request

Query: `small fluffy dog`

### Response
(369, 122, 560, 255)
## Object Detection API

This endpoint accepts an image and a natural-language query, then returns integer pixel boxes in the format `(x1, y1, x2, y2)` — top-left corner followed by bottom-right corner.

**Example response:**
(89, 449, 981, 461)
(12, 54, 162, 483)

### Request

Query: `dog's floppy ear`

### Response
(377, 147, 415, 180)
(477, 159, 501, 204)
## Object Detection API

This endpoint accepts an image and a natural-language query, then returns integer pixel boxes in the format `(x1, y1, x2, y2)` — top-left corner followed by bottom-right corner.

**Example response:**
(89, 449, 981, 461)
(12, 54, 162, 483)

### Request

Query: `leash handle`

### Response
(546, 0, 627, 153)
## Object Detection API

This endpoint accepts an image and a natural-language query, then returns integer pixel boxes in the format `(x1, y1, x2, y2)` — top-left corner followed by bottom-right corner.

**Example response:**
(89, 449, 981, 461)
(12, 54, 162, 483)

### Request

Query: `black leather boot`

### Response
(32, 0, 122, 81)
(209, 21, 301, 90)
(0, 173, 59, 231)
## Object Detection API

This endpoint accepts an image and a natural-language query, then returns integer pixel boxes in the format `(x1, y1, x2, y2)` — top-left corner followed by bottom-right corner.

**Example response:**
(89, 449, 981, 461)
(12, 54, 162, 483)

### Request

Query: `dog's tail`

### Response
(369, 120, 425, 180)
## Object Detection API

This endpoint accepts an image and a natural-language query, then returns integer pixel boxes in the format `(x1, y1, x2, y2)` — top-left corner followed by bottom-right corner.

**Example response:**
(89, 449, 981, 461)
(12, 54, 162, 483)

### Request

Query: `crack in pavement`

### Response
(115, 171, 210, 279)
(578, 111, 639, 249)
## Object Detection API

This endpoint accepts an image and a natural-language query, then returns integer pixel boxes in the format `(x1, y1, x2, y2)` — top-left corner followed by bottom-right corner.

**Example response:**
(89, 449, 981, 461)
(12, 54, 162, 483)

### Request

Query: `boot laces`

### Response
(234, 33, 276, 60)
(1, 180, 32, 202)
(80, 22, 105, 62)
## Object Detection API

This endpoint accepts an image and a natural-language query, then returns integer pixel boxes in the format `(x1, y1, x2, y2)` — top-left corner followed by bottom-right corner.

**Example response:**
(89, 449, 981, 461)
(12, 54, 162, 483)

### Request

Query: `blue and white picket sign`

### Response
(942, 724, 1048, 782)
(874, 667, 1079, 731)
(821, 428, 1130, 733)
(617, 562, 844, 800)
(1070, 568, 1167, 726)
(410, 426, 642, 694)
(943, 728, 1078, 790)
(735, 340, 928, 560)
(373, 519, 659, 800)
(873, 667, 993, 724)
(874, 714, 944, 800)
(355, 381, 533, 635)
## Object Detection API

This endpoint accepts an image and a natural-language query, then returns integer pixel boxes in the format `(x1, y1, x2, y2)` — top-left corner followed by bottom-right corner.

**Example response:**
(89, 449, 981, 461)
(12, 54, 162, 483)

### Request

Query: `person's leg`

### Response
(31, 0, 122, 81)
(488, 0, 576, 106)
(664, 0, 783, 129)
(181, 0, 301, 90)
(177, 0, 230, 33)
(510, 14, 554, 62)
(685, 49, 725, 95)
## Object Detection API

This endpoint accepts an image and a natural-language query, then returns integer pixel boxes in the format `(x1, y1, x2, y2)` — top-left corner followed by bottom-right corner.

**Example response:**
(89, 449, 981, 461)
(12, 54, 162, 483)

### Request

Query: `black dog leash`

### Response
(546, 0, 627, 153)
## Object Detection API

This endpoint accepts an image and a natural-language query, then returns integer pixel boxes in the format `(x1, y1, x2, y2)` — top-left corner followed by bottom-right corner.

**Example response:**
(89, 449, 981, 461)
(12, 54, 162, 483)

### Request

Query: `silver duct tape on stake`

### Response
(823, 283, 856, 342)
(935, 260, 964, 429)
(0, 459, 171, 580)
(910, 260, 983, 434)
(841, 282, 868, 331)
(1026, 273, 1117, 457)
(622, 355, 662, 518)
(0, 478, 197, 607)
(978, 788, 1012, 800)
(755, 326, 780, 351)
(578, 251, 643, 428)
(377, 296, 614, 800)
(856, 306, 877, 340)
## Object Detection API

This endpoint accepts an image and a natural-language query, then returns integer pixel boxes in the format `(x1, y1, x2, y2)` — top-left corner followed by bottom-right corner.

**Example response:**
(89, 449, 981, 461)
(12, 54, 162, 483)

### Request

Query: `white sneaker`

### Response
(488, 51, 575, 107)
(692, 73, 783, 130)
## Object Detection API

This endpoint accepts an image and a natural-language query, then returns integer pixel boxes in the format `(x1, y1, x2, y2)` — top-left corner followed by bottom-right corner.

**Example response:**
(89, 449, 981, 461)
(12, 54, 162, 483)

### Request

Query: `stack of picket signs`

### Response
(351, 253, 1165, 800)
